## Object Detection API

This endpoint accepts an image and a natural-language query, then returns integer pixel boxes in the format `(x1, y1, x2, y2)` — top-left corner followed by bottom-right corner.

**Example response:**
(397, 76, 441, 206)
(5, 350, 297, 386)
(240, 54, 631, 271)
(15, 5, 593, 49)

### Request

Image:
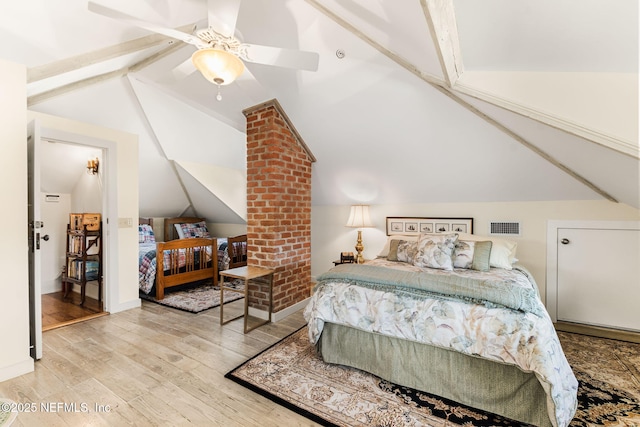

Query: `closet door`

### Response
(557, 227, 640, 332)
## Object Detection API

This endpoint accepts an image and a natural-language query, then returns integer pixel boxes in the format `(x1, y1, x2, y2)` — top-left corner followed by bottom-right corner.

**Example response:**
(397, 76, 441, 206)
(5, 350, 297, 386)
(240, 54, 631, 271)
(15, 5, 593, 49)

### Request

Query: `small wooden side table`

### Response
(219, 265, 275, 333)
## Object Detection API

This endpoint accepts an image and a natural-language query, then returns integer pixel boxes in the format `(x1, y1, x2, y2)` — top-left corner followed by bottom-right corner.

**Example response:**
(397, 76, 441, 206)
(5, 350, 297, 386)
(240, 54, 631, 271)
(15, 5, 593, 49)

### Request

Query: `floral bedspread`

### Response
(138, 238, 229, 294)
(303, 258, 578, 427)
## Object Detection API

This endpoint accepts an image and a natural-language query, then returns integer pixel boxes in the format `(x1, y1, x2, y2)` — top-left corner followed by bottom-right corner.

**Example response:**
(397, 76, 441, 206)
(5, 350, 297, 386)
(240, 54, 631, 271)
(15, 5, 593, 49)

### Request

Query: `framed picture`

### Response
(386, 217, 473, 236)
(435, 223, 449, 233)
(390, 221, 403, 232)
(451, 223, 468, 233)
(404, 222, 418, 233)
(419, 222, 434, 233)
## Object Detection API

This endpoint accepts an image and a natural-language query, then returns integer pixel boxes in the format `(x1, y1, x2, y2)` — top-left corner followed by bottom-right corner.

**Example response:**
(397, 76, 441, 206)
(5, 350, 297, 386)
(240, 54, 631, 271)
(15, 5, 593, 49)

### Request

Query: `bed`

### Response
(138, 217, 247, 300)
(304, 217, 578, 427)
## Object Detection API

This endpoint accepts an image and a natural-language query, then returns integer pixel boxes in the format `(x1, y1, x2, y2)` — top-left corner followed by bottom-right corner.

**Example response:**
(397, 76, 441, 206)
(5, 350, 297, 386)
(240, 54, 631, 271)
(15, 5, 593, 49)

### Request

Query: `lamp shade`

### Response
(191, 48, 245, 86)
(345, 205, 373, 228)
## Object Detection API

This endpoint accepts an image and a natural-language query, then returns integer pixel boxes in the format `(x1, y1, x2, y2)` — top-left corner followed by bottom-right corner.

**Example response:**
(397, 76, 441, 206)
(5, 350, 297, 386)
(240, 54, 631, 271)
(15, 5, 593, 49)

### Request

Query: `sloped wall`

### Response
(244, 99, 315, 312)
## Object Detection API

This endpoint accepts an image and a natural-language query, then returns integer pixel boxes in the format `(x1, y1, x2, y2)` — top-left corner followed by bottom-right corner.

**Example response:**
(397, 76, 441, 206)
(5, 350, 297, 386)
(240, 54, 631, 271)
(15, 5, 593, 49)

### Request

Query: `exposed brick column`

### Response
(243, 99, 315, 313)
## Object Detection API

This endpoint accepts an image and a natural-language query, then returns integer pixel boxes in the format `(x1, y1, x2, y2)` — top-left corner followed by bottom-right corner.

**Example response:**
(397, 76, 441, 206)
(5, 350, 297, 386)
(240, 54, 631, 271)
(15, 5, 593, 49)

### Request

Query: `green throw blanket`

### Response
(316, 264, 545, 317)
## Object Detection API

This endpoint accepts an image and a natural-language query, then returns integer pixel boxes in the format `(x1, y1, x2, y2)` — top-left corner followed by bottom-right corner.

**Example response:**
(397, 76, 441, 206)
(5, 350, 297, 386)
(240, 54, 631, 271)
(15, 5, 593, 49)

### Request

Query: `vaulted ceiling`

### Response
(1, 0, 638, 221)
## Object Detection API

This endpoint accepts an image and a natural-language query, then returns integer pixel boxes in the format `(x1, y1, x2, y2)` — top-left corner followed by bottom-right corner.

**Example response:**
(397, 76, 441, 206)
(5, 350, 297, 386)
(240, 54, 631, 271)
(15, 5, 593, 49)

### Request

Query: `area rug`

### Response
(226, 326, 640, 427)
(140, 280, 244, 313)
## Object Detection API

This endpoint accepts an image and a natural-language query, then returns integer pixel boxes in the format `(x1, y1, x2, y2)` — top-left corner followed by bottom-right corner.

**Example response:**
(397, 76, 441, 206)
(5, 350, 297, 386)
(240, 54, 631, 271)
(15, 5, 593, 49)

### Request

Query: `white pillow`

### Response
(174, 223, 185, 239)
(456, 232, 517, 270)
(378, 235, 419, 257)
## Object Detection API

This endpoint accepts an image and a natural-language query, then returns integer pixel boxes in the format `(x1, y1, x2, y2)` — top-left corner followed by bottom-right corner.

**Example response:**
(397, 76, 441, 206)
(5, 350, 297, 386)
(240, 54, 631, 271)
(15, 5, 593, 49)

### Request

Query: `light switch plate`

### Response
(118, 217, 133, 228)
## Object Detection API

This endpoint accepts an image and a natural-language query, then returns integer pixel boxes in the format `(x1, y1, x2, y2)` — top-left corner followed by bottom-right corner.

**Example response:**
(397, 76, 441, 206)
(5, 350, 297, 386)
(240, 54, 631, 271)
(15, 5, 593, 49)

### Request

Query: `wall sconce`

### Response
(345, 205, 374, 264)
(87, 158, 99, 175)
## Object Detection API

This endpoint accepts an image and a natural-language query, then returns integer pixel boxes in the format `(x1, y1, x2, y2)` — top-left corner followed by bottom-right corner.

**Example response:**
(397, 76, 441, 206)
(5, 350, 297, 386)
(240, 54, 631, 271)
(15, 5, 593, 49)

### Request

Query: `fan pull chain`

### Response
(216, 85, 223, 101)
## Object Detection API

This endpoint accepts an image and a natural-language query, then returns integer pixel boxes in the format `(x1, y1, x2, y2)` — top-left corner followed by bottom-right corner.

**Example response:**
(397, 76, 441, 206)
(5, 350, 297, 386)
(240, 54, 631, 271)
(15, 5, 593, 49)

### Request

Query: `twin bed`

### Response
(304, 217, 579, 427)
(138, 217, 246, 300)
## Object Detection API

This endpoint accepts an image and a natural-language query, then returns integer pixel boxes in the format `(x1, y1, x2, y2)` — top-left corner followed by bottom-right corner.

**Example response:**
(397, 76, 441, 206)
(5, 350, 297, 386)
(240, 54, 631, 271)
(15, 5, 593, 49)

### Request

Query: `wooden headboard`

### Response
(139, 217, 153, 227)
(164, 217, 205, 241)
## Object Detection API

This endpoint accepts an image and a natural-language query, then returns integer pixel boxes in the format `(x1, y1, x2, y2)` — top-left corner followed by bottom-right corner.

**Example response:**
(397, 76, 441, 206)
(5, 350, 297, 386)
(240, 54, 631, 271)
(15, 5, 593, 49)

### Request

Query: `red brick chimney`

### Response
(243, 99, 315, 313)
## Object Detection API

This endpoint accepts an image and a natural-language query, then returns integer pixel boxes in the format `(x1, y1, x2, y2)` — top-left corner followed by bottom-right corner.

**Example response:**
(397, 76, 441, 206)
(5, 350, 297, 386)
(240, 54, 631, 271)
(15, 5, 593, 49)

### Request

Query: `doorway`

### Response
(39, 141, 108, 330)
(29, 121, 117, 359)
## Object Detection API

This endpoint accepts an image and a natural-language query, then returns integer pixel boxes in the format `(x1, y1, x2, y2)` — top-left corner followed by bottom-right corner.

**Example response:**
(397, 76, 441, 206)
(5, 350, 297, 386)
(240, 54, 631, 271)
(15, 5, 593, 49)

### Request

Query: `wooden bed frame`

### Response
(227, 234, 248, 269)
(140, 217, 219, 300)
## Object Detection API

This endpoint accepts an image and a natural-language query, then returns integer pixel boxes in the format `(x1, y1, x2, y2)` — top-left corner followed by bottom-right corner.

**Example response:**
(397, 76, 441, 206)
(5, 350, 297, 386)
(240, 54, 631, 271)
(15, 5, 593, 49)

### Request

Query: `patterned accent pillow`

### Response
(180, 221, 211, 238)
(388, 239, 418, 263)
(453, 240, 475, 269)
(413, 233, 458, 271)
(138, 224, 155, 243)
(453, 240, 493, 271)
(455, 232, 517, 270)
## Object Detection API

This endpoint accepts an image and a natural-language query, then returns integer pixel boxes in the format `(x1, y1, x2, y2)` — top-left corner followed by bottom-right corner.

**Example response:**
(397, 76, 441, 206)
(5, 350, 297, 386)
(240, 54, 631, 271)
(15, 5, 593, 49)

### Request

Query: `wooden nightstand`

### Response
(219, 266, 275, 333)
(333, 259, 355, 266)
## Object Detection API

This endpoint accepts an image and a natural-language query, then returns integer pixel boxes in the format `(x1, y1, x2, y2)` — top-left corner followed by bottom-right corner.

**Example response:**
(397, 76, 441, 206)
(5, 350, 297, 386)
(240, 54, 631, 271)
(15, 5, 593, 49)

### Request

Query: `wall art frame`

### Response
(386, 217, 474, 236)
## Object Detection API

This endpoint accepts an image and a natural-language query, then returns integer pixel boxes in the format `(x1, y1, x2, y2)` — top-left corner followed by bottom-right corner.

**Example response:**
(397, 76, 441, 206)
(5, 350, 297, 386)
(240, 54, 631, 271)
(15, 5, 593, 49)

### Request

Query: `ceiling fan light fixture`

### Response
(191, 48, 245, 86)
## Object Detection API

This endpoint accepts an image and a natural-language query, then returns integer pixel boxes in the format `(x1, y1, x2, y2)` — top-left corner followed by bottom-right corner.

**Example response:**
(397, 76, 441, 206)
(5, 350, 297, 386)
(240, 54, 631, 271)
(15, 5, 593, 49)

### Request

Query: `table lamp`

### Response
(345, 205, 373, 264)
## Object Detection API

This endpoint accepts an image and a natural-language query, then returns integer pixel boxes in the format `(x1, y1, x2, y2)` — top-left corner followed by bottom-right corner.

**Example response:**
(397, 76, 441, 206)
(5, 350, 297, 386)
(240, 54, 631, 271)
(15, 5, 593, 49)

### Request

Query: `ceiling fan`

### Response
(88, 0, 319, 99)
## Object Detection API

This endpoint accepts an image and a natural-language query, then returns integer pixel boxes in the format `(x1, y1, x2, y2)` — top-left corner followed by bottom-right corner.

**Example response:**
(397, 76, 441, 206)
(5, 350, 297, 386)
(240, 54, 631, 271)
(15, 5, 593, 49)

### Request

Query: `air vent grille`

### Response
(489, 221, 521, 235)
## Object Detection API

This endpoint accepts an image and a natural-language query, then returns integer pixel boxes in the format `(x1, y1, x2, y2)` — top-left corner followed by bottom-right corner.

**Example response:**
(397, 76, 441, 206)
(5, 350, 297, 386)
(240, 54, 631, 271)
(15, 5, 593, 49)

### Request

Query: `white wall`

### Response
(40, 193, 71, 294)
(28, 111, 141, 312)
(311, 200, 640, 303)
(71, 161, 103, 213)
(0, 59, 33, 382)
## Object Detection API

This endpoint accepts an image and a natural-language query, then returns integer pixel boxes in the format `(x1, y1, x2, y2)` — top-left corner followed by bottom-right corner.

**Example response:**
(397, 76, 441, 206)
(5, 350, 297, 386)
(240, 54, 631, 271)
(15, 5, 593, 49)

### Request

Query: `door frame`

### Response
(546, 219, 640, 322)
(30, 126, 119, 358)
(27, 120, 43, 359)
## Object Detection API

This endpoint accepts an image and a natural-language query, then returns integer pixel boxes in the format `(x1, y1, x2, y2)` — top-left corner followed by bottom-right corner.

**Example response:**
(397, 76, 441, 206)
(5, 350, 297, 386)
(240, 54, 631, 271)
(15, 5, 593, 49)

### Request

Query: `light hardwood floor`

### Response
(0, 299, 317, 426)
(42, 291, 106, 331)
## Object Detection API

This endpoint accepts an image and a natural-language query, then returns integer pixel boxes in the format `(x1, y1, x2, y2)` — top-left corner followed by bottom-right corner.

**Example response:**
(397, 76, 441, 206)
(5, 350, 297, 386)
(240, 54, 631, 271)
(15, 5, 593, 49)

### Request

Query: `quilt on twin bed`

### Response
(138, 238, 229, 295)
(303, 258, 578, 427)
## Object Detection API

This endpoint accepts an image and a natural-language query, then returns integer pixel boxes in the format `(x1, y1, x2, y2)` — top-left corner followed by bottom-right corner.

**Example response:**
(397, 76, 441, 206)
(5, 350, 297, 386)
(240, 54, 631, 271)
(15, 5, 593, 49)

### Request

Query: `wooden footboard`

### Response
(155, 237, 218, 300)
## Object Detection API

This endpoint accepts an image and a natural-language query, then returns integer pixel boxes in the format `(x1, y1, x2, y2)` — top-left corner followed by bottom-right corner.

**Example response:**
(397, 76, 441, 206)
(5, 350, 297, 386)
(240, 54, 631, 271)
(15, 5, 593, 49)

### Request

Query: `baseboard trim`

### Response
(555, 321, 640, 344)
(109, 298, 142, 314)
(248, 297, 309, 323)
(0, 358, 34, 383)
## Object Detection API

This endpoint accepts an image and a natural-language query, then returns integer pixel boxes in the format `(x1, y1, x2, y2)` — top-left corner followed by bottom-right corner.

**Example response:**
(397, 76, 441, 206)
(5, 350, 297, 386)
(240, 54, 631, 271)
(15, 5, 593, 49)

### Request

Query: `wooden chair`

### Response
(227, 234, 248, 269)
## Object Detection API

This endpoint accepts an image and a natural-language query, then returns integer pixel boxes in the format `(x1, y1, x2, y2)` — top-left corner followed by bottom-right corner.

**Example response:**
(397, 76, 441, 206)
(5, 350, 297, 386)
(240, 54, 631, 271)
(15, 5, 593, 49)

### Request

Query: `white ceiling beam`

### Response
(452, 82, 639, 159)
(420, 0, 464, 87)
(305, 0, 619, 202)
(306, 0, 636, 162)
(27, 41, 186, 107)
(27, 24, 195, 83)
(28, 69, 126, 106)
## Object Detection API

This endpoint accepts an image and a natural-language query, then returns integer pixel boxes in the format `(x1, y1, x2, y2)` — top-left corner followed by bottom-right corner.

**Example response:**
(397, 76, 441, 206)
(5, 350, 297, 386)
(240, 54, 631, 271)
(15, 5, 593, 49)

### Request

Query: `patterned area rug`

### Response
(226, 327, 640, 427)
(140, 280, 244, 313)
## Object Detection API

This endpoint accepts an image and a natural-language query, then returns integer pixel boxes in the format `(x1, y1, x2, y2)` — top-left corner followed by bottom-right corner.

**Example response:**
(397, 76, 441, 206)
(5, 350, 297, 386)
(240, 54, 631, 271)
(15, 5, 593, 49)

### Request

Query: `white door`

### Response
(27, 119, 43, 359)
(557, 227, 640, 332)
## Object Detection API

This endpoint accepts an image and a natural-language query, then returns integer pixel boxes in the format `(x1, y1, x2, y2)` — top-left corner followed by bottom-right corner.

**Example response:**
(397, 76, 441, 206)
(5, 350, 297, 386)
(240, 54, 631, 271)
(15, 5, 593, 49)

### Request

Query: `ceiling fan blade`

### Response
(171, 57, 197, 80)
(235, 67, 272, 102)
(242, 44, 319, 71)
(207, 0, 241, 38)
(88, 1, 200, 46)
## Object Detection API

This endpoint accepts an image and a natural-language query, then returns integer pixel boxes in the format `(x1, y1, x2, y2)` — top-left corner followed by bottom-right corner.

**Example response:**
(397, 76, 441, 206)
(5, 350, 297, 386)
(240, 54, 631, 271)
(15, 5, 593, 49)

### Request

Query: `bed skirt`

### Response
(318, 322, 552, 427)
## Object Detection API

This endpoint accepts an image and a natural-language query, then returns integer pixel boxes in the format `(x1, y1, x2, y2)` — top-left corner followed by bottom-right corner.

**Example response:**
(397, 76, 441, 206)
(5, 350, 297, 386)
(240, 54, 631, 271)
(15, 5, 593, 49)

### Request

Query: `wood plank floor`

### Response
(42, 291, 106, 331)
(0, 299, 317, 426)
